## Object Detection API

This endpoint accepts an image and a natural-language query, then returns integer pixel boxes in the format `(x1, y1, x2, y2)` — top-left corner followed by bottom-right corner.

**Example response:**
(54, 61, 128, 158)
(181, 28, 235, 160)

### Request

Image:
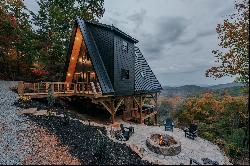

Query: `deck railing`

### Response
(75, 82, 102, 95)
(18, 81, 102, 96)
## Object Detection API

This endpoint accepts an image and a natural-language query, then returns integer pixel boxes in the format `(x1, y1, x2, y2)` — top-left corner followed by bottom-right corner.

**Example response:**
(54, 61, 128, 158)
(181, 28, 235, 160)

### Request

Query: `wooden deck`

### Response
(17, 81, 159, 124)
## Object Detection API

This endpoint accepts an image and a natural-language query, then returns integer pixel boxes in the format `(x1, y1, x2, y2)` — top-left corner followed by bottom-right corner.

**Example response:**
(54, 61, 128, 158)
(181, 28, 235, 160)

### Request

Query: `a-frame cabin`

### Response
(64, 17, 162, 124)
(18, 17, 162, 124)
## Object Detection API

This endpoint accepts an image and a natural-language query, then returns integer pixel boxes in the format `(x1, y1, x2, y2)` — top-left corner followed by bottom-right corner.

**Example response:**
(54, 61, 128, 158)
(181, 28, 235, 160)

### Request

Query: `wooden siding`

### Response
(65, 28, 83, 83)
(114, 35, 135, 96)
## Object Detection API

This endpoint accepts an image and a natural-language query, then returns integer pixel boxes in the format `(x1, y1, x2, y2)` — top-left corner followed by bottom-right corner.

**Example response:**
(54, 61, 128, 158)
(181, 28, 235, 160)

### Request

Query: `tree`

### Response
(0, 0, 36, 79)
(206, 0, 249, 87)
(30, 0, 105, 81)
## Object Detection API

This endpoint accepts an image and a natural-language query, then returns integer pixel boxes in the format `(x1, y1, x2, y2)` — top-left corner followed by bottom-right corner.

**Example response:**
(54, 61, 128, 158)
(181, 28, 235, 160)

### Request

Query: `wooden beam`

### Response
(133, 96, 140, 107)
(110, 100, 115, 124)
(139, 96, 143, 124)
(100, 101, 112, 115)
(114, 98, 124, 112)
(18, 81, 24, 96)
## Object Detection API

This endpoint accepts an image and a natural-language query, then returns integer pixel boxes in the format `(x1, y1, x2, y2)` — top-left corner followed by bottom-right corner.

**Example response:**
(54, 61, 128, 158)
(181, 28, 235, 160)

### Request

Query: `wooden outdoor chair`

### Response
(201, 158, 219, 165)
(164, 118, 174, 132)
(184, 123, 198, 140)
(119, 124, 134, 141)
(190, 158, 201, 165)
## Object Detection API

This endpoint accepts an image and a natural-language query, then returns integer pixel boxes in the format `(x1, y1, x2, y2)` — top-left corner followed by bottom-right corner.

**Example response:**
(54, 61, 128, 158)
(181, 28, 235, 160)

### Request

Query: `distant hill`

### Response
(208, 82, 244, 90)
(161, 82, 245, 97)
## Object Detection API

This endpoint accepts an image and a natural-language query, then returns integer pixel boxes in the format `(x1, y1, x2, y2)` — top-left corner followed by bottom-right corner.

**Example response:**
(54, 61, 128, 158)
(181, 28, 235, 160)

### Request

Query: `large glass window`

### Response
(121, 69, 129, 80)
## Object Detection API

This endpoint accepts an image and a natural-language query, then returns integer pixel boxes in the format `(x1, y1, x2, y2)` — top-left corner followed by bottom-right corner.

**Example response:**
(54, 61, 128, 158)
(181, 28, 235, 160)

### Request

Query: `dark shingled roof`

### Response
(134, 46, 162, 94)
(84, 19, 139, 44)
(77, 18, 115, 94)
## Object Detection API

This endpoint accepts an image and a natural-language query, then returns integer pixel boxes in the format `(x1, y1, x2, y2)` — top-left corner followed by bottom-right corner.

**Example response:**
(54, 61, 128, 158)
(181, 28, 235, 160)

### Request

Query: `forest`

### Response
(0, 0, 104, 81)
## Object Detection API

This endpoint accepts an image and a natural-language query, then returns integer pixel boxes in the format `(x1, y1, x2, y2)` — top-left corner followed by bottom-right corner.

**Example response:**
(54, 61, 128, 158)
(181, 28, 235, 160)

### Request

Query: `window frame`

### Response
(121, 68, 129, 80)
(122, 40, 128, 53)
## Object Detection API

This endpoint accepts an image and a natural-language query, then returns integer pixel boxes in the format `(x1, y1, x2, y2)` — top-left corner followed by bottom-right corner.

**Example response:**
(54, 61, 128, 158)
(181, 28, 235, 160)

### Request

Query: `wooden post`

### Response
(90, 82, 96, 94)
(38, 83, 40, 93)
(111, 100, 115, 124)
(82, 82, 85, 94)
(154, 114, 157, 125)
(45, 83, 49, 93)
(51, 83, 54, 94)
(73, 83, 76, 94)
(154, 93, 158, 125)
(139, 96, 143, 124)
(18, 81, 24, 96)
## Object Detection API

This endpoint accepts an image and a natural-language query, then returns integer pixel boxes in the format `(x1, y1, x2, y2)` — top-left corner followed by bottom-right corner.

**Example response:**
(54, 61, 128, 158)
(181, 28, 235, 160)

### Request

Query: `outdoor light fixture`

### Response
(71, 57, 75, 60)
(67, 73, 71, 76)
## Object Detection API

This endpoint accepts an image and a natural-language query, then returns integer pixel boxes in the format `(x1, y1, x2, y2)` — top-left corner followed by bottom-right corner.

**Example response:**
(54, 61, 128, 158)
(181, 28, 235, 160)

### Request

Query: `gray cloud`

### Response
(141, 16, 189, 59)
(156, 17, 188, 44)
(127, 9, 146, 29)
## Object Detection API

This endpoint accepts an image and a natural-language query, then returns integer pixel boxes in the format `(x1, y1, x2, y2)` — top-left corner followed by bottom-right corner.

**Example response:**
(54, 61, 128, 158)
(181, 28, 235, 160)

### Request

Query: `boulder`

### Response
(34, 110, 48, 116)
(20, 108, 37, 114)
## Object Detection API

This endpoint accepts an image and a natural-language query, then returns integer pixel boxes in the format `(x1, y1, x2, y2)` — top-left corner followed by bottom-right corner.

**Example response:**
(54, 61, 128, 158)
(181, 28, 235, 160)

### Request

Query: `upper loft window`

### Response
(122, 40, 128, 53)
(121, 69, 129, 80)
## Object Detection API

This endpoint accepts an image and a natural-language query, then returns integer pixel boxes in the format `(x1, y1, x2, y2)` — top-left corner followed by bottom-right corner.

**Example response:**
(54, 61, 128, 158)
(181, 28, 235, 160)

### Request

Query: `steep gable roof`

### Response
(64, 18, 114, 94)
(134, 46, 162, 93)
(84, 19, 139, 43)
(77, 18, 114, 94)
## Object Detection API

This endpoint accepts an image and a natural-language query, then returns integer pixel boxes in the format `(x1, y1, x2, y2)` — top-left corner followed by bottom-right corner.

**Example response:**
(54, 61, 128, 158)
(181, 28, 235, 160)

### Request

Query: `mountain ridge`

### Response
(161, 82, 244, 97)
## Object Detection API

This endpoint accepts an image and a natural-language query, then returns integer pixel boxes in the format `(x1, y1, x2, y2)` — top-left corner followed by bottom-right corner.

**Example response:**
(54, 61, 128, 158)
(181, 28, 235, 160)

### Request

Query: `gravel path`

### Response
(0, 81, 80, 164)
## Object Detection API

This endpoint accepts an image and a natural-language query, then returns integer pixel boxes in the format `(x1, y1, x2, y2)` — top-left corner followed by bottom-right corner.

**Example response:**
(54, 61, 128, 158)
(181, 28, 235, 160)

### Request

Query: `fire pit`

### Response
(146, 134, 181, 156)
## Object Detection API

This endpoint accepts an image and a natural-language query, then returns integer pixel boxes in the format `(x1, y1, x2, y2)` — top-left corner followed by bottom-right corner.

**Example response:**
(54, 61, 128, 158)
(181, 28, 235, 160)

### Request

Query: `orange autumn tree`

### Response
(176, 93, 249, 159)
(177, 93, 224, 124)
(206, 0, 249, 87)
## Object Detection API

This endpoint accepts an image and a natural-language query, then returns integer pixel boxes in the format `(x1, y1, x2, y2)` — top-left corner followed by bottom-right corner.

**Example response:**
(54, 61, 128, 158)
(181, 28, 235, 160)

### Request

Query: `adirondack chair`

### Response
(119, 124, 134, 141)
(184, 123, 198, 140)
(201, 158, 219, 165)
(190, 158, 201, 165)
(164, 118, 174, 132)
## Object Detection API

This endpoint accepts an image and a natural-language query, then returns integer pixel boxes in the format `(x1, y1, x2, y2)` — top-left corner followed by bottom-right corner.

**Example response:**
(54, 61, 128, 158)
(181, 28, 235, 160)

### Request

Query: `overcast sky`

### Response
(24, 0, 237, 86)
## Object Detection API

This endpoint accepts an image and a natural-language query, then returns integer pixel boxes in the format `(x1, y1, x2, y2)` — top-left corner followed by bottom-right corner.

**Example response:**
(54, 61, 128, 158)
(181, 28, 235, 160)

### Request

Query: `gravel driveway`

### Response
(0, 81, 80, 164)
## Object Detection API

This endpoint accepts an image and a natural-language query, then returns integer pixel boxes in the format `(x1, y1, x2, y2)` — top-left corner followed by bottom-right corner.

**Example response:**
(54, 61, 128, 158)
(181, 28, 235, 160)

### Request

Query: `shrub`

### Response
(18, 95, 31, 103)
(201, 131, 217, 141)
(145, 117, 154, 126)
(226, 143, 243, 158)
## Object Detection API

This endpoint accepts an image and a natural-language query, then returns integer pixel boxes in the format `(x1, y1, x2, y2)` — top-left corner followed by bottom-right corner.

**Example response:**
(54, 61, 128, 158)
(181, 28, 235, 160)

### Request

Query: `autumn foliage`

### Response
(206, 0, 249, 87)
(176, 92, 249, 162)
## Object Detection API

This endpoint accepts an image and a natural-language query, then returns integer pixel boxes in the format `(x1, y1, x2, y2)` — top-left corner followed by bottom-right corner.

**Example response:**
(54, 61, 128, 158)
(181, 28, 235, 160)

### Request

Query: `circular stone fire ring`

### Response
(146, 134, 181, 156)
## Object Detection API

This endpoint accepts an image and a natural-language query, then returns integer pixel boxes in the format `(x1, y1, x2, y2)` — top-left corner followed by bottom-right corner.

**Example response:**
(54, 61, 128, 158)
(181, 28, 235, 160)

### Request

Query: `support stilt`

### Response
(98, 97, 124, 124)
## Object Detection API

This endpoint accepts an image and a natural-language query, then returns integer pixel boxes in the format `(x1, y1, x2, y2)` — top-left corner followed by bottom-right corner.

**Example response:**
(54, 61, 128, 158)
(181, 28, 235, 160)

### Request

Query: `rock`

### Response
(34, 110, 48, 116)
(56, 114, 64, 118)
(20, 108, 37, 115)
